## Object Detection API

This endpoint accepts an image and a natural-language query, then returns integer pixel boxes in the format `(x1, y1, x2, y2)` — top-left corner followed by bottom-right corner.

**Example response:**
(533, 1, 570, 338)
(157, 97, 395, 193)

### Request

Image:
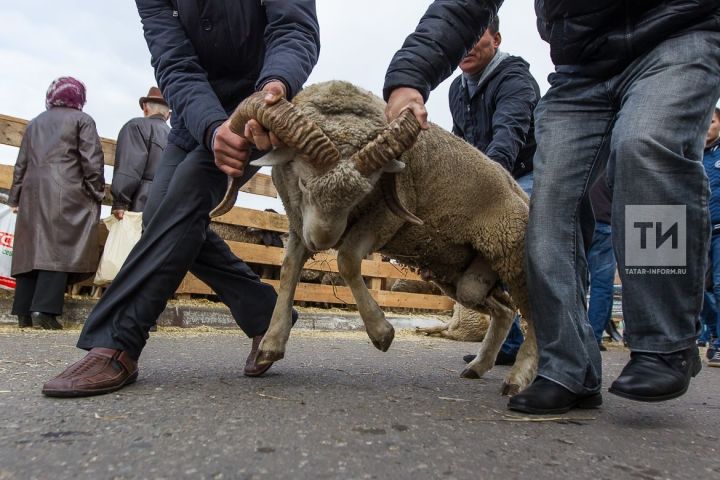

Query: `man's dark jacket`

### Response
(384, 0, 720, 100)
(136, 0, 320, 152)
(448, 55, 539, 177)
(111, 114, 170, 212)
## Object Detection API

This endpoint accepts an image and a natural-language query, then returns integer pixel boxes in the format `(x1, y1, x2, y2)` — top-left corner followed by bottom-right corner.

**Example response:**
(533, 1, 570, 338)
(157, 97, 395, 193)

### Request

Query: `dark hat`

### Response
(138, 86, 167, 109)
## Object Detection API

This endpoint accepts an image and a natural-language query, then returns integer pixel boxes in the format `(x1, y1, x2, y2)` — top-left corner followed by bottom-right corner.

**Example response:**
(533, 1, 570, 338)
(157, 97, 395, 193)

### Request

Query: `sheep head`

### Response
(209, 87, 422, 252)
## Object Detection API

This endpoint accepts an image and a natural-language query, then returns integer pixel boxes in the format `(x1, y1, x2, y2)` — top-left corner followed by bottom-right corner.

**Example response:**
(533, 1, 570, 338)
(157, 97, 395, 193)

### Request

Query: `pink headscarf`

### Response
(45, 76, 87, 110)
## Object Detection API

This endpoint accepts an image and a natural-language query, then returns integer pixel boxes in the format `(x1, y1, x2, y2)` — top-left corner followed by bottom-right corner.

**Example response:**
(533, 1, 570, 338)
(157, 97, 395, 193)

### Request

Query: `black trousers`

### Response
(78, 144, 278, 359)
(12, 270, 68, 316)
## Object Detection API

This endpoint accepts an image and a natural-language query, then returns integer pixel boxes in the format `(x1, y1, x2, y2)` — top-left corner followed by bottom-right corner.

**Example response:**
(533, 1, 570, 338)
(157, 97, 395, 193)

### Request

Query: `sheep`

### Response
(417, 301, 498, 342)
(389, 278, 442, 296)
(210, 81, 536, 394)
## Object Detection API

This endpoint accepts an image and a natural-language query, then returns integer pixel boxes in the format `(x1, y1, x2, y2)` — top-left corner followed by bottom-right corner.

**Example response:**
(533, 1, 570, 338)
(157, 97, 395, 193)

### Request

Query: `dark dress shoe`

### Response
(31, 312, 62, 330)
(244, 335, 273, 377)
(598, 342, 607, 351)
(507, 377, 602, 415)
(462, 350, 517, 366)
(608, 346, 701, 402)
(42, 348, 138, 397)
(17, 315, 33, 328)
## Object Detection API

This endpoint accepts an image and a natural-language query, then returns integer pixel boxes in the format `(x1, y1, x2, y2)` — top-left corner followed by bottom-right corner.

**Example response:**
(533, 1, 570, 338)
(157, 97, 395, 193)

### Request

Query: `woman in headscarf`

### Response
(8, 76, 105, 329)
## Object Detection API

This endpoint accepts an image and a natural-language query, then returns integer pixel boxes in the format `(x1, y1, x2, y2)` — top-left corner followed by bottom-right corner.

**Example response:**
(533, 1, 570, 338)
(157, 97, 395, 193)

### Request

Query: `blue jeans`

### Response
(587, 222, 616, 342)
(526, 31, 720, 394)
(698, 291, 717, 344)
(501, 171, 535, 355)
(709, 234, 720, 349)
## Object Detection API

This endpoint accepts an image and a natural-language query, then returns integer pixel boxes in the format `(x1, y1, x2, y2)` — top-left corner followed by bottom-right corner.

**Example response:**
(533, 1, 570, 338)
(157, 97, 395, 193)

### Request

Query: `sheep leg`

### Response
(461, 288, 515, 380)
(337, 236, 395, 352)
(256, 232, 312, 364)
(502, 316, 538, 396)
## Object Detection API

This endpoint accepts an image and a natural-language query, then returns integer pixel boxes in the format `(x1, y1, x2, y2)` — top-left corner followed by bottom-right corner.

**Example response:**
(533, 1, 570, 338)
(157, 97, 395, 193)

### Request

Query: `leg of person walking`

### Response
(12, 271, 37, 328)
(42, 144, 281, 396)
(602, 31, 720, 400)
(587, 222, 616, 347)
(509, 73, 614, 415)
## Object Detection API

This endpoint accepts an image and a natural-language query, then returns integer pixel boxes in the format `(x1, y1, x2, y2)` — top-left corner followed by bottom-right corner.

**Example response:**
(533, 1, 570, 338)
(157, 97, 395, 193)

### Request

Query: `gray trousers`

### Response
(78, 144, 278, 359)
(527, 31, 720, 394)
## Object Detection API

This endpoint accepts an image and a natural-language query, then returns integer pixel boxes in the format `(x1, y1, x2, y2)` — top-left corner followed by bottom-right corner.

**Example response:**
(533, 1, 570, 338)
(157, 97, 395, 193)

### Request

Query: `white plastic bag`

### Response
(0, 204, 17, 290)
(94, 212, 142, 285)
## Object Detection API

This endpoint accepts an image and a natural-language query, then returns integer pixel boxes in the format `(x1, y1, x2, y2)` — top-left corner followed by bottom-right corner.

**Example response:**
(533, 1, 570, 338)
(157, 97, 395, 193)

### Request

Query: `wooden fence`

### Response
(0, 113, 454, 311)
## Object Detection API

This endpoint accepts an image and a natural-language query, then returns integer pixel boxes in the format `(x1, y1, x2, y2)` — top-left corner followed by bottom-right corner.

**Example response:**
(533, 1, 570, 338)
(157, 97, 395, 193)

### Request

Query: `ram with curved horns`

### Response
(211, 81, 536, 395)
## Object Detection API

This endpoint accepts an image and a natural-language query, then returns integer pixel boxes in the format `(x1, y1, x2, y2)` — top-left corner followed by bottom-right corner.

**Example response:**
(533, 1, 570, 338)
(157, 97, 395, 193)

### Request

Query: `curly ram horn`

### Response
(209, 92, 342, 218)
(351, 109, 424, 225)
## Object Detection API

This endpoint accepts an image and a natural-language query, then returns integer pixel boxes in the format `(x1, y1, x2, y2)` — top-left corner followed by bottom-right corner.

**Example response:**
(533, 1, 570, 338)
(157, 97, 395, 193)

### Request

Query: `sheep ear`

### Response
(250, 147, 295, 167)
(382, 159, 406, 173)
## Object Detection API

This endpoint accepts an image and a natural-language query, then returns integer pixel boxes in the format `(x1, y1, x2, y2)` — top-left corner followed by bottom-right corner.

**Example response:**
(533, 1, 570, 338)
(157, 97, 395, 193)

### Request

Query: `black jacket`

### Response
(448, 56, 539, 177)
(111, 114, 170, 212)
(535, 0, 720, 77)
(136, 0, 320, 152)
(384, 0, 720, 99)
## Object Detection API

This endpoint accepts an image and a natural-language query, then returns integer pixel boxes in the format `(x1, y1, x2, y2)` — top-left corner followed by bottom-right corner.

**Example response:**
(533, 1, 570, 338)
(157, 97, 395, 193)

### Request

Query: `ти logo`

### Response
(625, 205, 686, 267)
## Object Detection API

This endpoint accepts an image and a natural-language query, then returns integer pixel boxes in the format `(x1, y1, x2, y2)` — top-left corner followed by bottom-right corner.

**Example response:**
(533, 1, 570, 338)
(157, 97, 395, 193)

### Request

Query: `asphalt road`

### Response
(0, 326, 718, 480)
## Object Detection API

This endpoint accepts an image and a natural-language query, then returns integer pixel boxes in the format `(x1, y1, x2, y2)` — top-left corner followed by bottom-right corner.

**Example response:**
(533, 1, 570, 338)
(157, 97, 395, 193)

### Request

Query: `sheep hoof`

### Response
(501, 382, 520, 397)
(370, 328, 395, 352)
(460, 367, 480, 379)
(256, 349, 284, 364)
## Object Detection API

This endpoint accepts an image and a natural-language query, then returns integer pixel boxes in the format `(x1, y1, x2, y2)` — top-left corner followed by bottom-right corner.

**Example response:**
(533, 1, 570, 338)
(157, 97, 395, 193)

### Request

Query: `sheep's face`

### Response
(296, 160, 375, 252)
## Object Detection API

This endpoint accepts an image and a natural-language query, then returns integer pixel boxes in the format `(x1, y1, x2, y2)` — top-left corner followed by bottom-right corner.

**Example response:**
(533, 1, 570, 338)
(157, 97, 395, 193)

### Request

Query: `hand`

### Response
(243, 80, 286, 151)
(213, 119, 254, 177)
(112, 209, 125, 220)
(385, 87, 429, 130)
(11, 207, 17, 214)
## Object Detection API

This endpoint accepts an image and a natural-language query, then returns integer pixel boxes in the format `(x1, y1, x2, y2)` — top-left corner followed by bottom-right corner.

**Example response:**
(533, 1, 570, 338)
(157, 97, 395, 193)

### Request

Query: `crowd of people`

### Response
(6, 0, 720, 415)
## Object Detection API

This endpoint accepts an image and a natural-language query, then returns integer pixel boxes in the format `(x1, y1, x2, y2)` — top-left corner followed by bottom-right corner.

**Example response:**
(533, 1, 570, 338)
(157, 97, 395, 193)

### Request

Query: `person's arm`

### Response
(220, 0, 320, 168)
(78, 116, 106, 203)
(8, 124, 30, 210)
(111, 120, 147, 217)
(135, 0, 227, 150)
(484, 70, 539, 172)
(256, 0, 320, 102)
(384, 0, 503, 125)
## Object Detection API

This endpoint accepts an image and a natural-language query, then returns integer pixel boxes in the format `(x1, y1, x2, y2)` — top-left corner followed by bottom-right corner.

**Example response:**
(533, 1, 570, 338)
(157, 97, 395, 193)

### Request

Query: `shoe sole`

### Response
(608, 357, 702, 402)
(508, 393, 603, 415)
(42, 370, 138, 398)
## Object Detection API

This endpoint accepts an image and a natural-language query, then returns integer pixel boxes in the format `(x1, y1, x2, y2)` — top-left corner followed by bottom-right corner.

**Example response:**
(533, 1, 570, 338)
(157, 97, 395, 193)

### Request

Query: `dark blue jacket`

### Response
(448, 56, 539, 177)
(384, 0, 719, 99)
(136, 0, 320, 152)
(703, 139, 720, 226)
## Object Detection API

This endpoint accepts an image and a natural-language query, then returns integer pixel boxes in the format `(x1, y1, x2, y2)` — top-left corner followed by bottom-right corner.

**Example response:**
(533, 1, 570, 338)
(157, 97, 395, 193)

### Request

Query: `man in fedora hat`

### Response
(110, 86, 170, 219)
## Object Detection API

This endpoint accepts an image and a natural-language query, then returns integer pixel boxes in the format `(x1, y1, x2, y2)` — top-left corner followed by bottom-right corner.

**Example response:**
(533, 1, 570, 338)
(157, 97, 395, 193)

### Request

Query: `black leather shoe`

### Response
(31, 312, 63, 330)
(598, 342, 607, 352)
(609, 346, 701, 402)
(507, 377, 602, 415)
(17, 315, 33, 328)
(462, 350, 517, 366)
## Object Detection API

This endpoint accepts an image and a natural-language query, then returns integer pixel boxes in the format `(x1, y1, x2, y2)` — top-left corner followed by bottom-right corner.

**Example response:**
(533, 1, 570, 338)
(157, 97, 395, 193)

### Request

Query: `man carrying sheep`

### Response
(447, 15, 540, 368)
(41, 0, 320, 397)
(385, 0, 720, 414)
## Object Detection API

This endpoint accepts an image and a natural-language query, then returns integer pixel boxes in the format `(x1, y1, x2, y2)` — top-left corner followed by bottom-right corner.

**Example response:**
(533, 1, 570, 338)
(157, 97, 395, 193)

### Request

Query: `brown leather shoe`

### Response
(243, 335, 273, 377)
(42, 348, 138, 397)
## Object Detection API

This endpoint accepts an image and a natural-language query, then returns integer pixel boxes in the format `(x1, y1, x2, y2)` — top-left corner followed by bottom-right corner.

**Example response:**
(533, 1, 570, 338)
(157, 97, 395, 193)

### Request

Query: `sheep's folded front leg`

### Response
(256, 231, 312, 364)
(337, 233, 394, 352)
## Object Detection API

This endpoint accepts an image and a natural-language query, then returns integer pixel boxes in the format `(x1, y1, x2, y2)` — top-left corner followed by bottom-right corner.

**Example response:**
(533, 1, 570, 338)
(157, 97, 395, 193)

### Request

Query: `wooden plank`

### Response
(175, 273, 453, 310)
(369, 254, 384, 290)
(0, 113, 277, 198)
(214, 206, 289, 232)
(226, 241, 421, 280)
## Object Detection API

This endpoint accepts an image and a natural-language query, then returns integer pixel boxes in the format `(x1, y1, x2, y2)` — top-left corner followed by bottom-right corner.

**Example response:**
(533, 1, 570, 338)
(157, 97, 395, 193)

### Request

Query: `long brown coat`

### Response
(8, 107, 105, 282)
